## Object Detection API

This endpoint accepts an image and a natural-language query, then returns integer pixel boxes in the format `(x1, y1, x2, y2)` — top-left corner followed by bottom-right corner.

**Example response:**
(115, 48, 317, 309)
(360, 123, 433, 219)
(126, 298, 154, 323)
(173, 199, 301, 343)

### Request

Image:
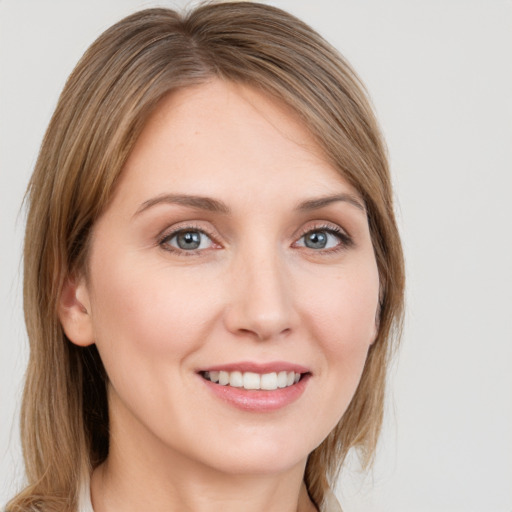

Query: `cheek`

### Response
(283, 257, 380, 443)
(87, 251, 222, 364)
(306, 259, 380, 354)
(303, 256, 379, 403)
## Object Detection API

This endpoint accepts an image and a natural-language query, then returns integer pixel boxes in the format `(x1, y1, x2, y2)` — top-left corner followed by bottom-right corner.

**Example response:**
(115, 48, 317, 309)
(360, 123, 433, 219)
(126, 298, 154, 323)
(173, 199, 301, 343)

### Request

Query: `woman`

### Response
(7, 2, 404, 511)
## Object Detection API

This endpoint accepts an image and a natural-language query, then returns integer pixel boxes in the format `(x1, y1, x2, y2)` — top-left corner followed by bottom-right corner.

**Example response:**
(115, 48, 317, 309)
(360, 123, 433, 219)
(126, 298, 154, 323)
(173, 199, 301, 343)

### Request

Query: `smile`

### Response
(198, 362, 311, 411)
(202, 370, 302, 390)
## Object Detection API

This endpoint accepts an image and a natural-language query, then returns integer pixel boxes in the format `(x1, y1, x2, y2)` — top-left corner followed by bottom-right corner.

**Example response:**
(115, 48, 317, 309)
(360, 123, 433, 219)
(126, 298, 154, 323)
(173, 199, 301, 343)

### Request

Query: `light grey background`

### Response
(1, 1, 511, 510)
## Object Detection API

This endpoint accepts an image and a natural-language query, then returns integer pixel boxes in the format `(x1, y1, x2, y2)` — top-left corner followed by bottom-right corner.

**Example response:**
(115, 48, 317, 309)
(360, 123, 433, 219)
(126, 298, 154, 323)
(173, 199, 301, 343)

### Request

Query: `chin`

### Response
(184, 427, 318, 477)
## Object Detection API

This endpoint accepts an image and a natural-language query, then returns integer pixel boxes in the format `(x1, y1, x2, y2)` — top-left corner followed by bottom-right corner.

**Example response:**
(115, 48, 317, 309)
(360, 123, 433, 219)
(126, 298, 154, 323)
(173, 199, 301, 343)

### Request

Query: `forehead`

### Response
(114, 79, 360, 210)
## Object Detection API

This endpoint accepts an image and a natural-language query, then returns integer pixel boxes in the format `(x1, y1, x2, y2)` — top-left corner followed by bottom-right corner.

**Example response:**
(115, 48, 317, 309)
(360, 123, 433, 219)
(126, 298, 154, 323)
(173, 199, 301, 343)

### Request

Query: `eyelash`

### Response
(158, 224, 217, 256)
(157, 223, 353, 256)
(295, 224, 354, 253)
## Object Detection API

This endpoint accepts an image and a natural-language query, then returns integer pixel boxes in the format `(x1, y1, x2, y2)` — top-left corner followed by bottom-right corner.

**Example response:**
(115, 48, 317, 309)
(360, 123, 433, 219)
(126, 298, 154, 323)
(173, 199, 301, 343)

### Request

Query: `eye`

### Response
(295, 226, 352, 251)
(160, 229, 214, 252)
(300, 230, 338, 250)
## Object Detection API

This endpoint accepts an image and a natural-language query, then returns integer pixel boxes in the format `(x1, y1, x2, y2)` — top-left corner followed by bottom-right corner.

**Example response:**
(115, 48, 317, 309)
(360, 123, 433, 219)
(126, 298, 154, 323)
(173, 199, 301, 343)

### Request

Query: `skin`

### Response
(59, 79, 380, 512)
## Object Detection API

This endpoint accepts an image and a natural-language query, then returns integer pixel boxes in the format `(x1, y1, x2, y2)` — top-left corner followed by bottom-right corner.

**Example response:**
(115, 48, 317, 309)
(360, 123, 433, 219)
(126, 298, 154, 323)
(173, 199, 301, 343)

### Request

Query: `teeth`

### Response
(260, 372, 277, 390)
(277, 371, 288, 388)
(204, 370, 302, 390)
(229, 371, 243, 388)
(243, 372, 261, 389)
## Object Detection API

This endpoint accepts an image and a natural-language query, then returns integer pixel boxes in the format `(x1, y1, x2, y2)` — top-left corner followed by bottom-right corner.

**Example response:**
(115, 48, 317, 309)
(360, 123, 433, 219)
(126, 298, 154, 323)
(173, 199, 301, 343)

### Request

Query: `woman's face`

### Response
(76, 80, 380, 476)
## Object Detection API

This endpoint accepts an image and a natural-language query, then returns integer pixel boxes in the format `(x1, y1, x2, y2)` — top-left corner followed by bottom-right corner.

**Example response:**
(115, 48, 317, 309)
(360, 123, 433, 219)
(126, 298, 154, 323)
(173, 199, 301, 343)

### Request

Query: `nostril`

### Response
(223, 268, 295, 340)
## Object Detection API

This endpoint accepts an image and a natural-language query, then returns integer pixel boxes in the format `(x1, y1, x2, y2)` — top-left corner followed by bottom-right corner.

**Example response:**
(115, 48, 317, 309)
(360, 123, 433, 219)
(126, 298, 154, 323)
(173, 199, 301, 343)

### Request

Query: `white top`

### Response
(79, 481, 94, 512)
(79, 483, 342, 512)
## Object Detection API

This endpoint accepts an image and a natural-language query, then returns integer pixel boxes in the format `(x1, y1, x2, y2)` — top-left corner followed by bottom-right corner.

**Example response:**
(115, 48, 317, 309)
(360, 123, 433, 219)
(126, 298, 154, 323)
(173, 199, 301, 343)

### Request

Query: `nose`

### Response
(223, 246, 296, 341)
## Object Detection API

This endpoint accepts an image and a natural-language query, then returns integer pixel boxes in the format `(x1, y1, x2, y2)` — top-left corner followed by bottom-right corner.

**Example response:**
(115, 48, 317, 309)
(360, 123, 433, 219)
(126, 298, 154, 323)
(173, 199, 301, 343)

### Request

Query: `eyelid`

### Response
(294, 222, 354, 250)
(156, 220, 353, 256)
(157, 223, 221, 255)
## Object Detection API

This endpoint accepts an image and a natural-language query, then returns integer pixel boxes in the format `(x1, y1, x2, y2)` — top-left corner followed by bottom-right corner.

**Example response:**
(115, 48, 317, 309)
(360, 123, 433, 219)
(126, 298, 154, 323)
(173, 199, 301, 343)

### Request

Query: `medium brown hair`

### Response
(8, 2, 404, 511)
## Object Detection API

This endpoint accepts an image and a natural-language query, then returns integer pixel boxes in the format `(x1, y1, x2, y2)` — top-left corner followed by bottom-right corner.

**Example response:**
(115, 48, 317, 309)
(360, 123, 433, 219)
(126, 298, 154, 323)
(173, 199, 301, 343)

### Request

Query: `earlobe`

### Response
(58, 275, 95, 347)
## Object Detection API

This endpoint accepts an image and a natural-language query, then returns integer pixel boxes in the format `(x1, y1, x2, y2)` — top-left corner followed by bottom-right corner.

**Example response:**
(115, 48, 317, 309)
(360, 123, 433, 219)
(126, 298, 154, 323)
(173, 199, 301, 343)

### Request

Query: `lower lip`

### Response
(200, 374, 310, 412)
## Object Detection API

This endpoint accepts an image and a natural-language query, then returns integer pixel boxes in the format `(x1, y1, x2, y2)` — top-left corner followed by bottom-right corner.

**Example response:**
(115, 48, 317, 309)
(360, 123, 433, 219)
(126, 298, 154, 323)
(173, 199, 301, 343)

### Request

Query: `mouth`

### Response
(197, 363, 311, 411)
(200, 370, 306, 391)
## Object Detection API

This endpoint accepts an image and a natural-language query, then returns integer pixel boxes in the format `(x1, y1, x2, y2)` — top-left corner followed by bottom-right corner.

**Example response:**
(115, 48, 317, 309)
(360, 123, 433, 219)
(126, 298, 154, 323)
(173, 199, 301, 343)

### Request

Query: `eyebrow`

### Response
(296, 194, 366, 213)
(134, 192, 366, 217)
(134, 194, 231, 217)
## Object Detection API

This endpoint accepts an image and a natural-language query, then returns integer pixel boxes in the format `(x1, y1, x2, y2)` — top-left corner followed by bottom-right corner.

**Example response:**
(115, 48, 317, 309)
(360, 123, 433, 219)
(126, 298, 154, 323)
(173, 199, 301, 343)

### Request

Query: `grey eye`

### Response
(296, 229, 344, 250)
(176, 231, 201, 250)
(304, 231, 328, 249)
(165, 230, 213, 251)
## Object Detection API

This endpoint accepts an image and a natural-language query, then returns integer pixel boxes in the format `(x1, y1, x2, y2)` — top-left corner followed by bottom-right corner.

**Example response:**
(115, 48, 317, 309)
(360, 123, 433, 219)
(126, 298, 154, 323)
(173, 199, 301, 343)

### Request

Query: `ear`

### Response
(58, 274, 95, 347)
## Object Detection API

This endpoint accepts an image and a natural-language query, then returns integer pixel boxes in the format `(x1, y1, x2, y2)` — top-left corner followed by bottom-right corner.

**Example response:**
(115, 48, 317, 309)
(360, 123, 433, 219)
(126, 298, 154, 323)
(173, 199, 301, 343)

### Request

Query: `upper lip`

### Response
(197, 361, 311, 374)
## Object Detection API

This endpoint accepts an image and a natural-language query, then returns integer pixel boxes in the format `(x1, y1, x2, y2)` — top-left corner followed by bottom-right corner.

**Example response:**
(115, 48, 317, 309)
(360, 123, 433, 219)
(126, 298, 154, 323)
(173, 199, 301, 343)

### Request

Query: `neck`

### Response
(90, 399, 317, 512)
(91, 455, 317, 512)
